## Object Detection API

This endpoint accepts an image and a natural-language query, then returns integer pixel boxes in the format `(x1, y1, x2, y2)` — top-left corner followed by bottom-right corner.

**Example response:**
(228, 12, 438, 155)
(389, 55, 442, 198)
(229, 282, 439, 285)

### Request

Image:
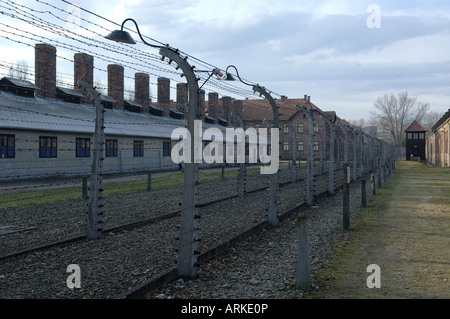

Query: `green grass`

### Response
(305, 161, 450, 299)
(0, 166, 267, 209)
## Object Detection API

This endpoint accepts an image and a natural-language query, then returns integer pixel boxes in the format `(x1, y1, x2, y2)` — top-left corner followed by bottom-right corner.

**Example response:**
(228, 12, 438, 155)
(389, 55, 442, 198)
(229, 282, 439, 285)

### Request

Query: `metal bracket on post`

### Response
(160, 47, 200, 279)
(78, 80, 105, 240)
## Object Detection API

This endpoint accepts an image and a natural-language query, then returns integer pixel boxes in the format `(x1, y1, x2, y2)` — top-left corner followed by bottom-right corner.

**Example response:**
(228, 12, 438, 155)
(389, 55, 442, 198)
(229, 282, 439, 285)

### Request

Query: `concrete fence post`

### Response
(299, 105, 315, 206)
(147, 171, 152, 192)
(343, 163, 350, 231)
(377, 158, 382, 189)
(352, 129, 357, 182)
(297, 215, 311, 289)
(159, 47, 200, 279)
(360, 132, 364, 178)
(78, 80, 105, 240)
(233, 113, 247, 199)
(82, 176, 88, 200)
(254, 86, 279, 227)
(361, 178, 367, 207)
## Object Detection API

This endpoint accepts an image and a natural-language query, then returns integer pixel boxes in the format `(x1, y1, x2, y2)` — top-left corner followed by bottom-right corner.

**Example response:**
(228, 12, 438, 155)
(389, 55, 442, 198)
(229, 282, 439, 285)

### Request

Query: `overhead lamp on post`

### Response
(105, 18, 202, 279)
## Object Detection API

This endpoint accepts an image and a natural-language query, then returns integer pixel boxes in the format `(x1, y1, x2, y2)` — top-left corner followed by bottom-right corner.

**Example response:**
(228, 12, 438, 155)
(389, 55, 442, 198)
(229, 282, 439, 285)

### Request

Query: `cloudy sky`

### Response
(1, 0, 450, 121)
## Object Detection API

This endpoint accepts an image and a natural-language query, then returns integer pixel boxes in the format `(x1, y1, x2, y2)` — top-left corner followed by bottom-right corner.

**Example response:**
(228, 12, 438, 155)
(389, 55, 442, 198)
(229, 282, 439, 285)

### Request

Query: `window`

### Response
(39, 136, 57, 158)
(407, 133, 413, 139)
(298, 141, 304, 151)
(283, 124, 289, 134)
(283, 141, 289, 151)
(298, 123, 304, 133)
(413, 133, 418, 140)
(313, 141, 319, 151)
(133, 140, 144, 157)
(419, 133, 425, 139)
(0, 134, 15, 158)
(106, 139, 118, 157)
(314, 124, 319, 133)
(76, 138, 90, 157)
(163, 141, 171, 157)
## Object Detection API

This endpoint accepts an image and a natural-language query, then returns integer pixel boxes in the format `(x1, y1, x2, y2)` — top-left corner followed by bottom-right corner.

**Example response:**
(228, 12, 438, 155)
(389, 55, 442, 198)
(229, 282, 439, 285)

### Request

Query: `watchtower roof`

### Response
(405, 120, 427, 132)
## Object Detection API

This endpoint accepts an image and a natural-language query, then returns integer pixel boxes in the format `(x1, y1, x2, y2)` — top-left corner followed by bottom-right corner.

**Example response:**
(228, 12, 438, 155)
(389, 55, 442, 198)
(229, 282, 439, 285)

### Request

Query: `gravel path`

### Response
(146, 177, 371, 299)
(0, 165, 366, 299)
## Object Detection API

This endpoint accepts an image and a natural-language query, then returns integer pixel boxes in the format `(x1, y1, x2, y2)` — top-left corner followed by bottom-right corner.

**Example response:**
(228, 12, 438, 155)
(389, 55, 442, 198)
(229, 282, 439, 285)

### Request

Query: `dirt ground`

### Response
(305, 161, 449, 299)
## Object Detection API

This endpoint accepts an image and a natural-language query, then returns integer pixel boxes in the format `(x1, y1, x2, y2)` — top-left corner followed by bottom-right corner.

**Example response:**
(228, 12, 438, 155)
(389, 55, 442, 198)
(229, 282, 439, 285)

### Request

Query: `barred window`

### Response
(298, 123, 304, 133)
(163, 141, 172, 157)
(283, 141, 289, 151)
(0, 134, 15, 158)
(314, 123, 319, 133)
(106, 139, 118, 157)
(76, 138, 91, 157)
(298, 141, 304, 151)
(314, 141, 319, 151)
(39, 136, 57, 158)
(133, 141, 144, 157)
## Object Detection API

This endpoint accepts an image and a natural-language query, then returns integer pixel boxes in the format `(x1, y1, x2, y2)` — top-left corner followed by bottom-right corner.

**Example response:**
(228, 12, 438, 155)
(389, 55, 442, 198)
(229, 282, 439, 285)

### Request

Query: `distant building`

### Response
(426, 109, 450, 167)
(405, 120, 427, 161)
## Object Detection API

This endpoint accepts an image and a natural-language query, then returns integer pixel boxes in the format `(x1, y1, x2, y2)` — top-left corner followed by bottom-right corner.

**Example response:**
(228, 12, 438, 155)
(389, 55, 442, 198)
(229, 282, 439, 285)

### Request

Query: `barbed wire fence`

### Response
(0, 0, 403, 298)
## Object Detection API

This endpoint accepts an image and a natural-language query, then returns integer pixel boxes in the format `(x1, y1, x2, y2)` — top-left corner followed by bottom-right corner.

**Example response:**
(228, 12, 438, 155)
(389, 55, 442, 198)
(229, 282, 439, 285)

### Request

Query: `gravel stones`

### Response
(0, 166, 371, 298)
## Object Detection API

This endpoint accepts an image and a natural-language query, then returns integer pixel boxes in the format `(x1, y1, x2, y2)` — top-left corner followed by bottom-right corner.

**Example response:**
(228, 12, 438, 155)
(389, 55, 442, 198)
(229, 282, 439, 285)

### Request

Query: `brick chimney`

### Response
(198, 89, 205, 118)
(74, 52, 94, 103)
(221, 96, 232, 122)
(107, 64, 124, 110)
(176, 82, 188, 115)
(135, 73, 149, 113)
(157, 77, 171, 115)
(35, 43, 56, 99)
(207, 92, 219, 120)
(232, 99, 243, 126)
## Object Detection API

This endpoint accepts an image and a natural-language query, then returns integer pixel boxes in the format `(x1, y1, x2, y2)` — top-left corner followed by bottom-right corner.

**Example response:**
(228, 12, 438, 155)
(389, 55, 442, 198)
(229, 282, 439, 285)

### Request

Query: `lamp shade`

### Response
(224, 72, 236, 81)
(105, 30, 136, 44)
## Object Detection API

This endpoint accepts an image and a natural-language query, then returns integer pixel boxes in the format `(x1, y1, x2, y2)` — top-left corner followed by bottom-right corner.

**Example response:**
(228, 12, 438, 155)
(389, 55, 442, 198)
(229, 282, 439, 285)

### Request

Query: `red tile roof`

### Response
(240, 98, 320, 121)
(405, 120, 427, 132)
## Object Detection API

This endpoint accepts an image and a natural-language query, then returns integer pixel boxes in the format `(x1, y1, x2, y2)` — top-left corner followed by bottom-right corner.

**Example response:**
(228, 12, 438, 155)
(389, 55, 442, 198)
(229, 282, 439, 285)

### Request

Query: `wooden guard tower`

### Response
(405, 120, 427, 161)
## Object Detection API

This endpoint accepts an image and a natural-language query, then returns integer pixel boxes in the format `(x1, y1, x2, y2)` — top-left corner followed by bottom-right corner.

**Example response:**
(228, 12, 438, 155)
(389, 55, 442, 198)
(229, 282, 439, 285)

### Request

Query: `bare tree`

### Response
(8, 59, 29, 80)
(94, 76, 106, 95)
(371, 91, 429, 146)
(421, 111, 442, 135)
